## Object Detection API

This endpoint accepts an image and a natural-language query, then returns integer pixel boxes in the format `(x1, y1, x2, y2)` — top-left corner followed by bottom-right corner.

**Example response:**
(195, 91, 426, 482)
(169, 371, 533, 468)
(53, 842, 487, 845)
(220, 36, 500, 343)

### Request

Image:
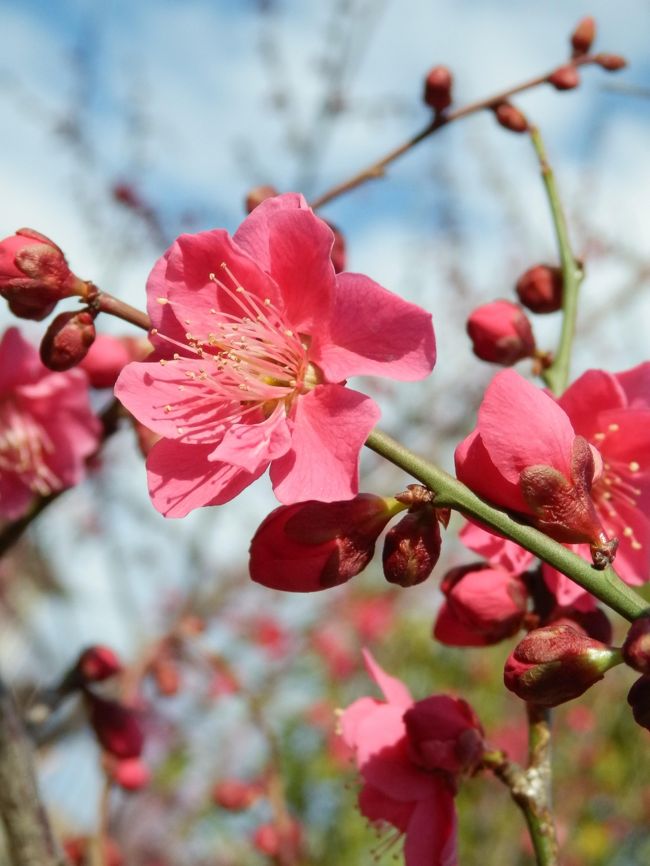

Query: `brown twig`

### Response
(310, 53, 604, 209)
(0, 674, 66, 866)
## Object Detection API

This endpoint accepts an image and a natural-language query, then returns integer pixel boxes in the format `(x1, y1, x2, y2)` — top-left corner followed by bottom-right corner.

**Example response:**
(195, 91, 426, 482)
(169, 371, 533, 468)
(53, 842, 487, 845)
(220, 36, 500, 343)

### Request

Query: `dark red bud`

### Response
(623, 618, 650, 674)
(87, 695, 144, 759)
(466, 299, 536, 365)
(40, 309, 96, 371)
(571, 17, 596, 55)
(423, 66, 453, 112)
(595, 53, 627, 71)
(245, 185, 280, 213)
(212, 779, 261, 811)
(77, 646, 122, 683)
(382, 507, 442, 587)
(628, 675, 650, 730)
(516, 264, 564, 313)
(548, 65, 581, 91)
(504, 624, 620, 707)
(492, 102, 529, 133)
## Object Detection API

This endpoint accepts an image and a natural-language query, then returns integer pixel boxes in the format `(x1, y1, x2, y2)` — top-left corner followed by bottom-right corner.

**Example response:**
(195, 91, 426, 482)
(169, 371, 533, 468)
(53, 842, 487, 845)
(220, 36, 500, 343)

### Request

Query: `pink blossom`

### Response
(0, 327, 101, 519)
(455, 366, 650, 606)
(340, 650, 484, 866)
(115, 194, 435, 516)
(81, 334, 151, 389)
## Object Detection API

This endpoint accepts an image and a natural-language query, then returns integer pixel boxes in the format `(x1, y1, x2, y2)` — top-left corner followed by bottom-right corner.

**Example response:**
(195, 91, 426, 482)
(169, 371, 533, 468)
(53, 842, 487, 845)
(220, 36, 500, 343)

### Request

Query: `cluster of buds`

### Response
(466, 266, 565, 368)
(547, 17, 626, 91)
(249, 486, 447, 593)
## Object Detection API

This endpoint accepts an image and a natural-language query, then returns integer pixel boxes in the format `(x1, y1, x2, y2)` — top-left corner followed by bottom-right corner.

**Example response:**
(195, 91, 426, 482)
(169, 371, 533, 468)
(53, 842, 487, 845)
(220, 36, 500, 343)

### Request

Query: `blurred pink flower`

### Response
(116, 193, 435, 516)
(340, 650, 484, 866)
(0, 327, 100, 518)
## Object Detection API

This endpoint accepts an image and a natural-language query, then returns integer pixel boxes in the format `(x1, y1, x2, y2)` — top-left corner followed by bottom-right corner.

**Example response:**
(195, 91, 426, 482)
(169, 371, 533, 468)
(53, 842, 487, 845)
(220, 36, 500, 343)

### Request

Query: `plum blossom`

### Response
(115, 194, 436, 517)
(340, 650, 484, 866)
(0, 327, 101, 519)
(455, 366, 650, 607)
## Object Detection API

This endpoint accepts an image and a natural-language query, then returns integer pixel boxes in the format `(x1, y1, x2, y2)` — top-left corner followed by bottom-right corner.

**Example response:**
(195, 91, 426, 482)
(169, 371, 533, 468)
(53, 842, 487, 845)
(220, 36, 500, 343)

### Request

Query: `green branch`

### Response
(530, 126, 584, 396)
(366, 428, 648, 622)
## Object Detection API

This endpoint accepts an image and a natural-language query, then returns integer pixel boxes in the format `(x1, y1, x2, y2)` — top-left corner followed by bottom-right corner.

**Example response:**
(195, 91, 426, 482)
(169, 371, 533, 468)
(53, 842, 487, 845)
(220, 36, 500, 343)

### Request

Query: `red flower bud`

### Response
(492, 102, 529, 133)
(623, 618, 650, 674)
(595, 53, 627, 72)
(382, 507, 442, 587)
(212, 778, 261, 811)
(548, 606, 613, 645)
(434, 563, 528, 646)
(504, 624, 620, 707)
(466, 299, 536, 365)
(64, 836, 123, 866)
(516, 264, 563, 313)
(245, 185, 280, 213)
(404, 694, 485, 777)
(252, 821, 302, 859)
(40, 310, 96, 371)
(76, 646, 122, 683)
(571, 17, 596, 56)
(109, 757, 151, 791)
(548, 65, 581, 91)
(0, 229, 85, 320)
(86, 695, 144, 759)
(423, 66, 453, 112)
(249, 495, 401, 592)
(627, 674, 650, 730)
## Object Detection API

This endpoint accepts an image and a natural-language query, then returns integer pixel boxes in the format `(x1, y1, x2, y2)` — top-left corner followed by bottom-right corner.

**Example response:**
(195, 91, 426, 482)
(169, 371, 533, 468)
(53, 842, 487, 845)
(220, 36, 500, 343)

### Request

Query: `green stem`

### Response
(366, 428, 648, 622)
(530, 127, 584, 396)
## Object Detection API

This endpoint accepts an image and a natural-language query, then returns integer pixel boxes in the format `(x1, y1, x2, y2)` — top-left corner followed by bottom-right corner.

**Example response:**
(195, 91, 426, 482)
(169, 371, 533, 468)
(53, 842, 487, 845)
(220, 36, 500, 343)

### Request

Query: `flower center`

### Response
(151, 262, 324, 437)
(591, 423, 643, 552)
(0, 399, 61, 496)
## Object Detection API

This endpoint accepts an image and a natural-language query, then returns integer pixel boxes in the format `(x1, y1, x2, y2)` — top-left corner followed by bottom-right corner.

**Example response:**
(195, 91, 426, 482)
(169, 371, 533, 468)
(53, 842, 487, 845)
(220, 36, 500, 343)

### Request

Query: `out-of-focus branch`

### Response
(0, 674, 66, 866)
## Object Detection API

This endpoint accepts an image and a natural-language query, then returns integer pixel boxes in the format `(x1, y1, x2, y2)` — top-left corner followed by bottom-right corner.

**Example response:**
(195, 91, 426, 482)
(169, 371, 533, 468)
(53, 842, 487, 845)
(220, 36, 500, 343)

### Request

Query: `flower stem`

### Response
(85, 285, 152, 332)
(365, 428, 649, 622)
(310, 55, 602, 210)
(529, 126, 584, 396)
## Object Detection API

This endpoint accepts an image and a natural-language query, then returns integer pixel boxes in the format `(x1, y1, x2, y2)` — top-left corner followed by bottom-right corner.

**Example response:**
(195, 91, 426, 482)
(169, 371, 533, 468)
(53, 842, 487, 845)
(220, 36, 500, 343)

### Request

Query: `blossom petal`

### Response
(0, 473, 34, 520)
(270, 385, 380, 503)
(311, 272, 436, 382)
(208, 406, 292, 474)
(542, 557, 597, 610)
(403, 787, 458, 866)
(0, 327, 43, 393)
(615, 362, 650, 409)
(358, 783, 414, 833)
(559, 370, 626, 440)
(146, 439, 265, 517)
(455, 430, 526, 513)
(234, 195, 335, 332)
(459, 522, 534, 573)
(478, 370, 575, 484)
(362, 649, 413, 707)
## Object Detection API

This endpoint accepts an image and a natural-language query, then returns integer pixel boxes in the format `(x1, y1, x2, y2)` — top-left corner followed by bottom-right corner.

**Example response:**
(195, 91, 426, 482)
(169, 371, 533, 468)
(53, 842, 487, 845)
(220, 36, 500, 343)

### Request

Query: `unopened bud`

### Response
(571, 17, 596, 56)
(253, 821, 302, 859)
(245, 185, 280, 213)
(212, 779, 261, 811)
(467, 299, 536, 365)
(0, 228, 85, 320)
(516, 264, 563, 313)
(40, 309, 96, 371)
(504, 624, 621, 707)
(76, 646, 122, 683)
(434, 563, 528, 646)
(493, 102, 529, 134)
(623, 618, 650, 674)
(595, 53, 627, 72)
(86, 695, 144, 759)
(548, 65, 581, 91)
(382, 507, 442, 587)
(108, 757, 151, 791)
(250, 494, 402, 592)
(628, 675, 650, 730)
(423, 65, 453, 112)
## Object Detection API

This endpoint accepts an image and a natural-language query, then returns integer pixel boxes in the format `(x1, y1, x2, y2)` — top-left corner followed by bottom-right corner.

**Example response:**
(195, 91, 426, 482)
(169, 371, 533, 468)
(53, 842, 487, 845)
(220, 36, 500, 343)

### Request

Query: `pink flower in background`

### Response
(0, 327, 101, 519)
(115, 194, 435, 517)
(340, 650, 484, 866)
